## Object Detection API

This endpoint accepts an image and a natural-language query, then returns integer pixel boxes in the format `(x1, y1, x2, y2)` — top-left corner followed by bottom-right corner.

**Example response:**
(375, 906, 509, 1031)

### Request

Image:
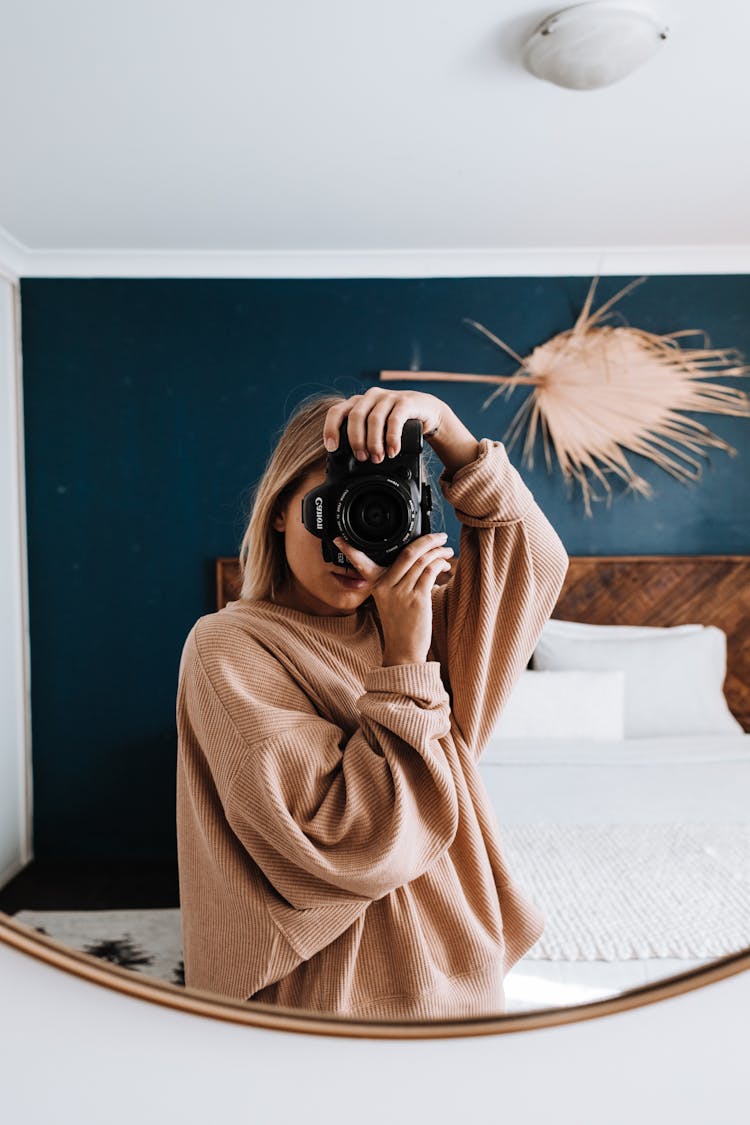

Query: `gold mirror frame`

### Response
(2, 912, 749, 1040)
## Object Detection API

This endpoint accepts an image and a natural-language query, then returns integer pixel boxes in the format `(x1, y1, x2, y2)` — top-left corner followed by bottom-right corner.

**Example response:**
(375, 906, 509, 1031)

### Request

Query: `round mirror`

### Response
(2, 261, 750, 1030)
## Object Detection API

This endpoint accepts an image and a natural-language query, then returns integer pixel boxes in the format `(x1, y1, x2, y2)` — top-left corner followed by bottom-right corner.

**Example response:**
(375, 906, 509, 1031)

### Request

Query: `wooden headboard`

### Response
(215, 554, 750, 732)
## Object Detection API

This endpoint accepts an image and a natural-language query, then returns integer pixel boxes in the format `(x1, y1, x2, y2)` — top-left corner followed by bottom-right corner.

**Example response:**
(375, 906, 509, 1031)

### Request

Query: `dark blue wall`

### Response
(19, 276, 750, 860)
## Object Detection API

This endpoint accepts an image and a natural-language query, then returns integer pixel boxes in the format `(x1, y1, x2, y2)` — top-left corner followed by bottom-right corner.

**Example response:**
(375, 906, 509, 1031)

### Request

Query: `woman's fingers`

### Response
(323, 390, 443, 460)
(383, 408, 411, 459)
(325, 393, 393, 454)
(323, 396, 362, 453)
(378, 533, 453, 587)
(332, 536, 386, 581)
(399, 547, 455, 592)
(365, 400, 394, 464)
(414, 557, 453, 593)
(322, 389, 385, 457)
(333, 533, 453, 586)
(357, 535, 454, 589)
(345, 388, 390, 461)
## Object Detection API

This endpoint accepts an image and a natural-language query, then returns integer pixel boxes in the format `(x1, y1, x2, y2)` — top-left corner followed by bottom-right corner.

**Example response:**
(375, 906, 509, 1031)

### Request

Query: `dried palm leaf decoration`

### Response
(380, 276, 750, 517)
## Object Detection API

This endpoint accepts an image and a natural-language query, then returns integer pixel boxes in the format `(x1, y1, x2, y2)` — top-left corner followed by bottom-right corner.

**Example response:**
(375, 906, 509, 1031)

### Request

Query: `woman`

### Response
(175, 387, 569, 1020)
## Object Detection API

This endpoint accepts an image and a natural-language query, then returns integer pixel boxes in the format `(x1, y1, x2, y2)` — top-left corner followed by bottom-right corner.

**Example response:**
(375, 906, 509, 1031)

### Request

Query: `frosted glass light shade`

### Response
(523, 2, 669, 90)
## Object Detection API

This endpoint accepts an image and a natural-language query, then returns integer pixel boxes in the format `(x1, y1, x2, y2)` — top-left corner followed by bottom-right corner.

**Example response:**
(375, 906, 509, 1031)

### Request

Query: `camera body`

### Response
(301, 417, 433, 569)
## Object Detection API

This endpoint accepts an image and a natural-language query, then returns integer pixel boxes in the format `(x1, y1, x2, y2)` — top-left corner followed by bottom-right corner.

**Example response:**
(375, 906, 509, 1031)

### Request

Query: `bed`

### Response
(215, 553, 750, 1013)
(483, 553, 750, 1010)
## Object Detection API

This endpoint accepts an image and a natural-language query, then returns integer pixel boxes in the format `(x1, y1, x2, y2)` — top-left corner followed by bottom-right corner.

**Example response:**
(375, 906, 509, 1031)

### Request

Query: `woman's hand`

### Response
(323, 388, 444, 462)
(322, 387, 480, 477)
(333, 532, 454, 666)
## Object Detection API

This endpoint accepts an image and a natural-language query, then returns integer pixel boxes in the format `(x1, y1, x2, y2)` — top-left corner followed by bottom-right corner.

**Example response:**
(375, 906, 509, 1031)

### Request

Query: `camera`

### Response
(301, 417, 433, 569)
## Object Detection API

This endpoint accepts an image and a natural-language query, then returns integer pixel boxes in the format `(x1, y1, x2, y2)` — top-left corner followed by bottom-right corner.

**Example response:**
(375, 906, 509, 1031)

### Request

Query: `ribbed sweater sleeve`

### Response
(181, 624, 460, 911)
(430, 438, 569, 762)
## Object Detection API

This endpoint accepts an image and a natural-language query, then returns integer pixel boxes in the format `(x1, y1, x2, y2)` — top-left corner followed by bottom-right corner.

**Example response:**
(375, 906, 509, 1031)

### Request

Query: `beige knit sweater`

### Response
(175, 438, 569, 1020)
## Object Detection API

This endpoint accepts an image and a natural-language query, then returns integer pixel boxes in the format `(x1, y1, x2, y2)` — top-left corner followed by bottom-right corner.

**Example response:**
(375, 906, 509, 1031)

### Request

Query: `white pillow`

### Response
(492, 669, 626, 740)
(532, 625, 743, 738)
(543, 618, 704, 639)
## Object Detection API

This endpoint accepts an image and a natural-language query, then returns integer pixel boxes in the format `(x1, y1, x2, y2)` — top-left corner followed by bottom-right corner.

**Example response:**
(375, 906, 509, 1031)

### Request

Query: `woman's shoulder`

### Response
(181, 600, 278, 673)
(196, 597, 264, 632)
(181, 603, 320, 715)
(179, 615, 308, 716)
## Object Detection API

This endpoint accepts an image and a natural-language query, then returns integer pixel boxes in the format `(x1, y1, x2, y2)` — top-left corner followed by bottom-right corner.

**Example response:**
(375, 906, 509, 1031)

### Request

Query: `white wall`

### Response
(0, 276, 32, 888)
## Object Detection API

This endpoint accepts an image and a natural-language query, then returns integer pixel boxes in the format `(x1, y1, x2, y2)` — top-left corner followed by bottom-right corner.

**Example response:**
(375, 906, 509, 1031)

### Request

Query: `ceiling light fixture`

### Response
(523, 2, 669, 90)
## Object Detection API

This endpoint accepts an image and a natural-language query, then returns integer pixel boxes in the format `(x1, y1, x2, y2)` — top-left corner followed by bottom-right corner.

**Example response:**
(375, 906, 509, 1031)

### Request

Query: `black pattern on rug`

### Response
(15, 908, 186, 988)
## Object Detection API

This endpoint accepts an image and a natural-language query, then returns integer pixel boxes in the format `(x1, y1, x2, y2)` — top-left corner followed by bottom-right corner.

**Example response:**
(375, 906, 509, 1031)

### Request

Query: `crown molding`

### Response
(2, 227, 750, 278)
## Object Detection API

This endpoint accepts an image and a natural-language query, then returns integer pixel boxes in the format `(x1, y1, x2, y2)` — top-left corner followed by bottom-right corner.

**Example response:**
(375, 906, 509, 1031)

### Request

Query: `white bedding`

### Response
(478, 733, 750, 823)
(476, 732, 750, 1010)
(482, 733, 750, 767)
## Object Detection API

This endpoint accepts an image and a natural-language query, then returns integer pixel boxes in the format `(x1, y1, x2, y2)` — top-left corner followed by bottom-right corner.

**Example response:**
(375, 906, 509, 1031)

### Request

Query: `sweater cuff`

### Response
(438, 437, 535, 524)
(361, 661, 450, 707)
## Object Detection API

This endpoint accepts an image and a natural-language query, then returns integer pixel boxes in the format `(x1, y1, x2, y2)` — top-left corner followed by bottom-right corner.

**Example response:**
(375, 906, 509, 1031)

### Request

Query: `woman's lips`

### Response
(331, 571, 368, 590)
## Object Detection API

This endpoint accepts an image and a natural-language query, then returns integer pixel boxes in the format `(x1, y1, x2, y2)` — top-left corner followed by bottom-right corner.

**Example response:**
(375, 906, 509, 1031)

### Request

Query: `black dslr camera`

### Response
(301, 417, 433, 569)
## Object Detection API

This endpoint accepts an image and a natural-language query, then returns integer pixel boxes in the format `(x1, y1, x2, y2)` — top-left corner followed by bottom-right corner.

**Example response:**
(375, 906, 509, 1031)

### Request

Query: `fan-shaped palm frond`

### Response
(380, 277, 750, 517)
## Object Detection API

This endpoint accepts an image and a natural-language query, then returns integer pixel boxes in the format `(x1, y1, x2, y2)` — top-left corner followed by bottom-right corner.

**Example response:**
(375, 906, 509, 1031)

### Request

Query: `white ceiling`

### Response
(1, 0, 749, 276)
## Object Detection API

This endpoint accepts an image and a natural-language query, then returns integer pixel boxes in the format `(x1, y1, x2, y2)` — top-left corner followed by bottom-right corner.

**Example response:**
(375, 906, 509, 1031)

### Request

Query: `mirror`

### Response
(1, 5, 749, 1035)
(3, 465, 749, 1025)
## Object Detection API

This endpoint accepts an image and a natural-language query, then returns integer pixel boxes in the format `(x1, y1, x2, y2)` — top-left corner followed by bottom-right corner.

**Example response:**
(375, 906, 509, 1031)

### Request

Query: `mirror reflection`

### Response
(3, 377, 749, 1021)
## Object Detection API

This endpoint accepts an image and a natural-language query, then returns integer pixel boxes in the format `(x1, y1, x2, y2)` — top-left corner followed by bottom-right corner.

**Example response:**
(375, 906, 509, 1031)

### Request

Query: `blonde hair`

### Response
(238, 391, 443, 602)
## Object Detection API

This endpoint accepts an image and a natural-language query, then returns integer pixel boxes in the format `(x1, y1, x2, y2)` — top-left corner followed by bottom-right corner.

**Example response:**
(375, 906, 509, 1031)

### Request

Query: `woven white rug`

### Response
(501, 821, 750, 960)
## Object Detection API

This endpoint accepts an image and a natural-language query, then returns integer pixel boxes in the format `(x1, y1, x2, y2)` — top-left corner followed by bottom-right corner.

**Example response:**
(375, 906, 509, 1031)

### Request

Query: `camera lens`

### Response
(353, 492, 399, 536)
(341, 481, 411, 548)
